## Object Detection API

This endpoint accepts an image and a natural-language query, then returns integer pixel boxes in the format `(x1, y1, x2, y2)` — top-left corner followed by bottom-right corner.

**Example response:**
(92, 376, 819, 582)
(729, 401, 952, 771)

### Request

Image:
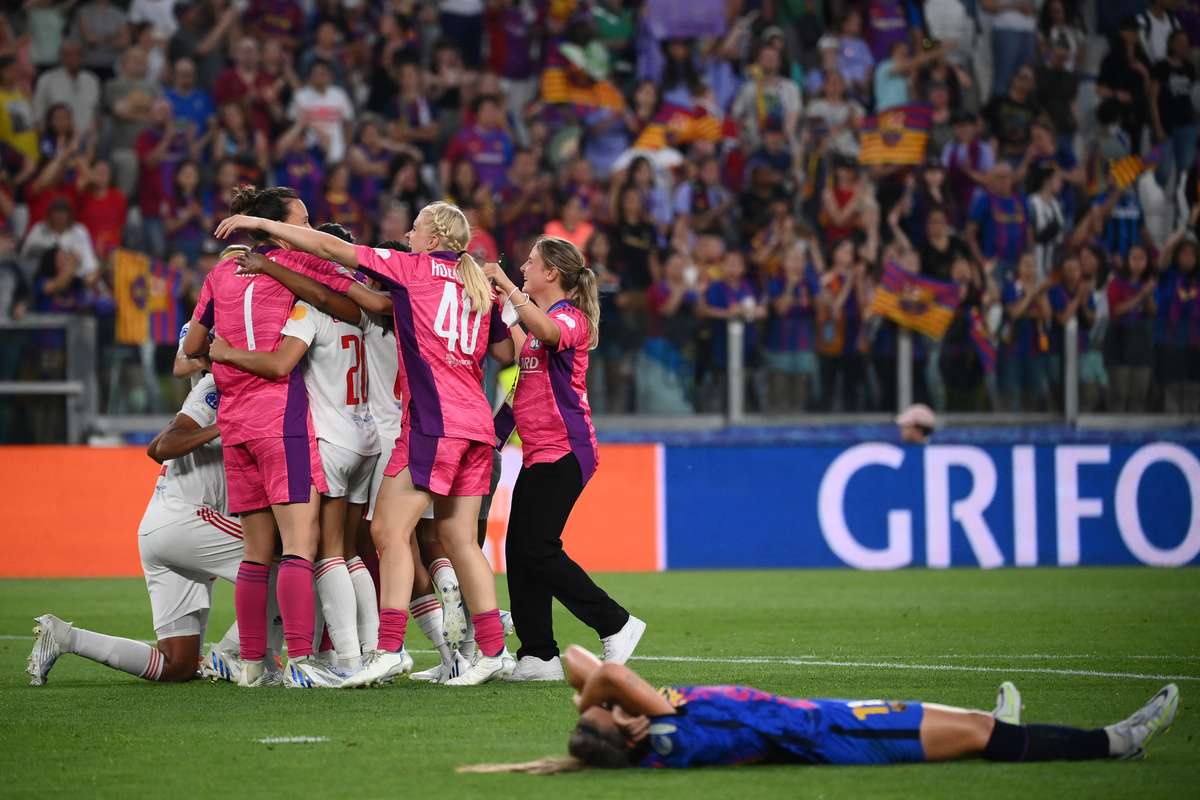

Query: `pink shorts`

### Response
(385, 428, 492, 496)
(223, 436, 328, 513)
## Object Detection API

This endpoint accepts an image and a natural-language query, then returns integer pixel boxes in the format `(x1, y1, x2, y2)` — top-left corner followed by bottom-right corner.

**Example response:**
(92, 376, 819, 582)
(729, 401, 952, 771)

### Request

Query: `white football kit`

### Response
(138, 374, 244, 639)
(363, 313, 401, 521)
(282, 301, 382, 504)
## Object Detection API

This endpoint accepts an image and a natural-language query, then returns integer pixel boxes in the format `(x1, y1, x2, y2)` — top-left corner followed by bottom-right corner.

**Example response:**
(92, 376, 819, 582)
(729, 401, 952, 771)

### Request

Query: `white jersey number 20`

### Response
(433, 282, 482, 356)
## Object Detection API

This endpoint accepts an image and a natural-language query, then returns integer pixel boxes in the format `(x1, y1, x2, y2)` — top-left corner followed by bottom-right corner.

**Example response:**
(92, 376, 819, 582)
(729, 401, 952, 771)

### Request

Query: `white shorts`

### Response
(320, 440, 378, 505)
(419, 448, 503, 521)
(366, 430, 400, 521)
(138, 492, 243, 639)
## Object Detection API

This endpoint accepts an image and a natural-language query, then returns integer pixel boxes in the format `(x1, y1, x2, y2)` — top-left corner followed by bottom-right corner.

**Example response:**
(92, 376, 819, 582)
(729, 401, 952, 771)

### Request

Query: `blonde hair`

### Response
(219, 244, 251, 261)
(535, 235, 600, 349)
(457, 757, 584, 775)
(421, 201, 491, 312)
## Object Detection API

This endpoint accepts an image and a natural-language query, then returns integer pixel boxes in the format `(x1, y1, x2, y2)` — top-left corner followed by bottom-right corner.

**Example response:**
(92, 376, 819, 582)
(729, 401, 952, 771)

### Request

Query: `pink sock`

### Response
(378, 608, 409, 652)
(473, 609, 504, 658)
(235, 561, 270, 661)
(277, 557, 316, 658)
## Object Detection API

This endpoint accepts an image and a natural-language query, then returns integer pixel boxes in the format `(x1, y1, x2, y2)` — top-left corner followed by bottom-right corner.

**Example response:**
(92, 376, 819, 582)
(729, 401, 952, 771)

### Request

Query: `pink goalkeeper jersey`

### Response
(512, 300, 598, 482)
(354, 245, 508, 444)
(191, 246, 352, 445)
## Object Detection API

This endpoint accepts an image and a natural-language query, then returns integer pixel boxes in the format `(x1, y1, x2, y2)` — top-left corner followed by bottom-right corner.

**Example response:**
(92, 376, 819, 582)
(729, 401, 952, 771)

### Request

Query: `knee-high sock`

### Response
(315, 557, 360, 667)
(984, 721, 1111, 761)
(347, 556, 379, 651)
(409, 594, 451, 666)
(460, 617, 476, 660)
(276, 556, 316, 659)
(235, 561, 270, 661)
(378, 608, 409, 653)
(67, 627, 164, 681)
(430, 558, 457, 596)
(473, 609, 504, 658)
(266, 564, 283, 659)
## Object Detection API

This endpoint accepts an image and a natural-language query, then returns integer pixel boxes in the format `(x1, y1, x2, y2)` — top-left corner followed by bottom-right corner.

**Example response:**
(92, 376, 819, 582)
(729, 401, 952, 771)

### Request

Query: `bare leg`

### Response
(369, 469, 429, 611)
(434, 494, 496, 615)
(919, 705, 994, 761)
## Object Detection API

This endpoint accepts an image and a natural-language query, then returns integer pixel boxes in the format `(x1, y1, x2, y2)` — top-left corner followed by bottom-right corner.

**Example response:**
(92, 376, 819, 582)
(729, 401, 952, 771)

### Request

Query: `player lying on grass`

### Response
(27, 376, 282, 685)
(459, 646, 1179, 772)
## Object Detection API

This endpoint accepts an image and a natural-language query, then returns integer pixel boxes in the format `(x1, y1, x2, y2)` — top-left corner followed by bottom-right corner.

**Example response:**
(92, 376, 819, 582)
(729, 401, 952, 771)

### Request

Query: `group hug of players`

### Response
(22, 187, 1180, 773)
(27, 189, 644, 689)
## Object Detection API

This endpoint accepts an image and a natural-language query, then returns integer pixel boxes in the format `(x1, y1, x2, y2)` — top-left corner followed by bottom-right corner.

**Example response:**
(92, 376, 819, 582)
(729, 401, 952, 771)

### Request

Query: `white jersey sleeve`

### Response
(158, 374, 228, 514)
(287, 302, 380, 456)
(363, 312, 402, 447)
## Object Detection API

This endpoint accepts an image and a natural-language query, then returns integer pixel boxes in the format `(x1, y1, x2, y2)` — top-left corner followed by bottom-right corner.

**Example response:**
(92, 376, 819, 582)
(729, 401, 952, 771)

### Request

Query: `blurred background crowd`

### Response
(1, 0, 1199, 436)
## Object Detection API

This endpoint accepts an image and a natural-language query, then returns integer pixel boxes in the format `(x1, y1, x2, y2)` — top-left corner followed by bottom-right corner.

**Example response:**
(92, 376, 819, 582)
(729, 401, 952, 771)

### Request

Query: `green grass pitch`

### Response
(0, 569, 1197, 798)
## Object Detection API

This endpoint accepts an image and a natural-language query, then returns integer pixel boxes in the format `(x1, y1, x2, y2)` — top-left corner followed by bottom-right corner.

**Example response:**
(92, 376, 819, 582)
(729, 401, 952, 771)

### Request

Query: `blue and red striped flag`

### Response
(869, 261, 961, 339)
(969, 309, 996, 374)
(148, 260, 182, 345)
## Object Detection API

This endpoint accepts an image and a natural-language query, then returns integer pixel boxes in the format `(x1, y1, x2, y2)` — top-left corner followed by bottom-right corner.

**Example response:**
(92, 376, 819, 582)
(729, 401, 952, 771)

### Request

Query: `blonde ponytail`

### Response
(535, 235, 600, 350)
(457, 757, 585, 775)
(421, 200, 491, 312)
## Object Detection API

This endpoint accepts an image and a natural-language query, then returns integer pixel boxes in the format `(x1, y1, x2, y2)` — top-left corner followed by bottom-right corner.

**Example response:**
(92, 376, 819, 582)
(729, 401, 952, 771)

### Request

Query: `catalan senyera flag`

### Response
(114, 248, 152, 345)
(632, 102, 728, 150)
(540, 66, 626, 112)
(858, 105, 931, 166)
(1109, 145, 1164, 191)
(869, 261, 960, 339)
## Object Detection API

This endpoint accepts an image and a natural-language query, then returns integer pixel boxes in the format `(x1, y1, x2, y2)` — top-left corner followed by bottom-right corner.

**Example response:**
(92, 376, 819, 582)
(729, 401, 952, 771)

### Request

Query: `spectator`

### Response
(445, 158, 483, 207)
(1155, 215, 1200, 413)
(610, 184, 656, 292)
(136, 99, 197, 258)
(129, 0, 180, 41)
(1079, 243, 1111, 403)
(21, 198, 99, 278)
(0, 56, 36, 163)
(164, 159, 212, 264)
(34, 40, 101, 136)
(211, 102, 269, 186)
(348, 117, 411, 221)
(820, 159, 872, 247)
(273, 117, 325, 213)
(440, 93, 513, 193)
(213, 36, 273, 134)
(731, 43, 801, 149)
(389, 60, 439, 163)
(942, 111, 995, 227)
(874, 39, 945, 112)
(765, 241, 821, 412)
(940, 256, 991, 410)
(1035, 35, 1081, 156)
(25, 0, 70, 74)
(298, 20, 350, 90)
(72, 0, 130, 82)
(33, 246, 96, 315)
(983, 0, 1040, 98)
(1150, 29, 1197, 192)
(544, 193, 596, 252)
(641, 249, 701, 413)
(1093, 184, 1145, 260)
(1028, 163, 1065, 278)
(168, 1, 239, 91)
(439, 0, 485, 70)
(1137, 0, 1182, 64)
(104, 47, 163, 196)
(287, 59, 354, 164)
(1000, 252, 1052, 411)
(896, 402, 936, 443)
(918, 206, 972, 282)
(816, 238, 867, 411)
(0, 230, 30, 321)
(463, 201, 498, 263)
(1097, 18, 1154, 154)
(805, 35, 843, 98)
(805, 72, 865, 159)
(966, 162, 1031, 277)
(39, 103, 93, 169)
(244, 0, 304, 44)
(76, 159, 127, 260)
(1037, 0, 1086, 73)
(1105, 244, 1158, 412)
(585, 229, 626, 412)
(834, 10, 875, 98)
(1048, 252, 1100, 410)
(864, 0, 918, 64)
(164, 57, 214, 136)
(612, 154, 672, 235)
(983, 64, 1041, 165)
(320, 162, 367, 242)
(905, 160, 958, 249)
(699, 250, 765, 411)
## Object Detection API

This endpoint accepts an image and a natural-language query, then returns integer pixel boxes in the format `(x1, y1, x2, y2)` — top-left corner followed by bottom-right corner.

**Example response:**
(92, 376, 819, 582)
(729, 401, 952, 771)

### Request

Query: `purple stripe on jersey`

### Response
(283, 366, 308, 438)
(389, 284, 445, 436)
(407, 428, 437, 491)
(547, 349, 597, 485)
(198, 298, 215, 329)
(283, 366, 311, 501)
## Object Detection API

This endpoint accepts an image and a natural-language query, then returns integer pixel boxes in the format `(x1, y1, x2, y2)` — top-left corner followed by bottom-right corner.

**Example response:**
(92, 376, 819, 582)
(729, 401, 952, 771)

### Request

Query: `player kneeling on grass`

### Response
(27, 376, 272, 685)
(460, 645, 1179, 773)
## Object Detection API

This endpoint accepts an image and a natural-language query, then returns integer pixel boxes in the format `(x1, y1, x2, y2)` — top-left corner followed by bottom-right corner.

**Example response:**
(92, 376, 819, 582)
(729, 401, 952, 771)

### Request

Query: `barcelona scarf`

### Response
(969, 309, 996, 374)
(858, 105, 931, 166)
(632, 102, 730, 150)
(869, 261, 960, 339)
(1109, 145, 1164, 191)
(540, 66, 625, 112)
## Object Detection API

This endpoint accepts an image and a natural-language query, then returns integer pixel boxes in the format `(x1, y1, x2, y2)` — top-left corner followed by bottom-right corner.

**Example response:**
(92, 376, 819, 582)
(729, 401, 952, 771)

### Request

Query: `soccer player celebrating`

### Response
(482, 237, 644, 681)
(28, 376, 254, 685)
(184, 186, 353, 688)
(462, 645, 1180, 772)
(207, 232, 381, 675)
(214, 201, 516, 686)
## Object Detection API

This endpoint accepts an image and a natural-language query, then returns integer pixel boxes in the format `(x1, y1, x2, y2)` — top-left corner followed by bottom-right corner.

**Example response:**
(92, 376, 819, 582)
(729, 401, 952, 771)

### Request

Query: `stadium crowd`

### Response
(1, 0, 1199, 425)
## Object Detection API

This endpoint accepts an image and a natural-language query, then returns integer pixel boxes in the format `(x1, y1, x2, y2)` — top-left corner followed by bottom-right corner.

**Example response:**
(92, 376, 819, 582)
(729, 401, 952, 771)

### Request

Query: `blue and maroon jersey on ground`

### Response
(640, 685, 926, 768)
(511, 300, 599, 483)
(191, 246, 351, 445)
(353, 245, 508, 444)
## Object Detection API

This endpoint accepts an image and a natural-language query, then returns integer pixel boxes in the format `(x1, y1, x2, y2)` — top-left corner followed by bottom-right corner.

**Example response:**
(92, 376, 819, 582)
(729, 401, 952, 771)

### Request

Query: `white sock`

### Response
(315, 557, 360, 670)
(67, 626, 164, 681)
(217, 621, 240, 654)
(347, 556, 379, 651)
(409, 593, 452, 665)
(460, 617, 477, 661)
(430, 557, 457, 595)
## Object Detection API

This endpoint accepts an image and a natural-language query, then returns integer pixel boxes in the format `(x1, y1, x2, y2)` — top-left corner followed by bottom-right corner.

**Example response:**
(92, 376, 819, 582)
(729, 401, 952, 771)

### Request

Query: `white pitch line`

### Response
(629, 655, 1200, 683)
(257, 736, 328, 745)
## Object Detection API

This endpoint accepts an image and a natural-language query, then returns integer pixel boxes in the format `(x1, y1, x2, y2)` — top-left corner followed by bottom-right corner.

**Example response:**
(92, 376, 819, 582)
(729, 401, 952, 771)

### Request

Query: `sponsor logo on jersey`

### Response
(528, 337, 541, 350)
(289, 304, 308, 321)
(205, 391, 219, 410)
(519, 356, 540, 371)
(373, 248, 392, 259)
(555, 312, 576, 329)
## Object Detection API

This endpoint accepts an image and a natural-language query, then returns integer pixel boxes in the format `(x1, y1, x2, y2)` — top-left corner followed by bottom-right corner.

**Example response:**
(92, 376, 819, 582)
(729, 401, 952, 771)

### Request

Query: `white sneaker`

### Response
(27, 614, 71, 686)
(410, 651, 470, 684)
(445, 648, 514, 686)
(237, 659, 272, 688)
(285, 655, 347, 688)
(340, 649, 413, 688)
(991, 681, 1022, 725)
(500, 609, 514, 636)
(601, 616, 646, 664)
(436, 579, 467, 651)
(505, 655, 564, 682)
(1106, 684, 1180, 759)
(202, 644, 244, 683)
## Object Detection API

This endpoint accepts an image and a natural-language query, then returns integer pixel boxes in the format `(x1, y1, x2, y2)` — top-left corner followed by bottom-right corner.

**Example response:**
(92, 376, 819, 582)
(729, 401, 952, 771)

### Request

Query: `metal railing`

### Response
(0, 315, 97, 443)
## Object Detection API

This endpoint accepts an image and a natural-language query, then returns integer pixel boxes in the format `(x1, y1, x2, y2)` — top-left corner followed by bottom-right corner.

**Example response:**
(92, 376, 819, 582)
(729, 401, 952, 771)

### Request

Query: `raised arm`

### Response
(482, 262, 565, 347)
(235, 252, 365, 324)
(573, 659, 676, 717)
(213, 215, 358, 268)
(208, 335, 309, 379)
(147, 413, 220, 464)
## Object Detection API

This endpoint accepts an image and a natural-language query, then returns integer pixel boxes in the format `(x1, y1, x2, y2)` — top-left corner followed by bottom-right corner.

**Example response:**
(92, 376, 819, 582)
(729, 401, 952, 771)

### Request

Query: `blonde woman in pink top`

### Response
(483, 236, 645, 683)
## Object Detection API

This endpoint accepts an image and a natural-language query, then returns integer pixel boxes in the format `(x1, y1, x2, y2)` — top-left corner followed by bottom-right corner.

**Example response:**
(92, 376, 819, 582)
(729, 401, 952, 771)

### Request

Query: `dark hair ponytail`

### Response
(229, 185, 300, 242)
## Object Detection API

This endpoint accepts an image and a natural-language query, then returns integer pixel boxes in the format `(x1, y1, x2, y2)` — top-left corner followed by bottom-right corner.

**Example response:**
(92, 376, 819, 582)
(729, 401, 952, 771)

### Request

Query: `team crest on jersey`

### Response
(649, 723, 677, 756)
(528, 337, 541, 350)
(204, 391, 219, 410)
